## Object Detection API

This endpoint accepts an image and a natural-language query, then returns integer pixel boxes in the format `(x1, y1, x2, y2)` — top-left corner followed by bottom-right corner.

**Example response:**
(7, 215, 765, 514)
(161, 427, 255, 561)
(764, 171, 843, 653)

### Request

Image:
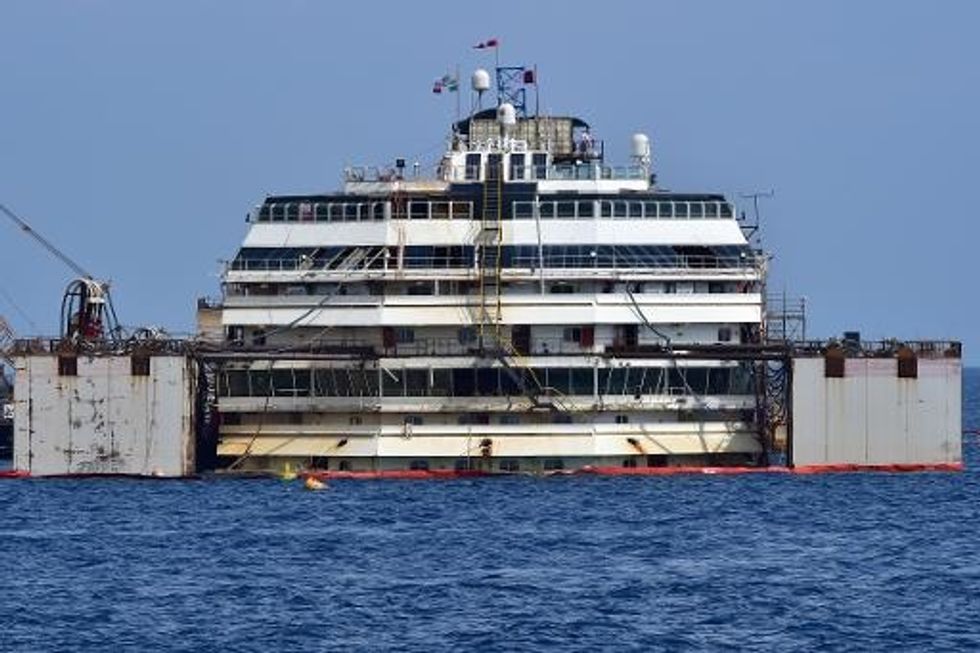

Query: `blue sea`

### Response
(1, 372, 978, 651)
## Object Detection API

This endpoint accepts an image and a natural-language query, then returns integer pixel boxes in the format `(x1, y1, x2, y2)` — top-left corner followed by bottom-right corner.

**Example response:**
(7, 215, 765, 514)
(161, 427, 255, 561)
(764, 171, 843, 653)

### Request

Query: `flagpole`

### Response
(494, 42, 500, 105)
(534, 64, 539, 118)
(455, 63, 461, 124)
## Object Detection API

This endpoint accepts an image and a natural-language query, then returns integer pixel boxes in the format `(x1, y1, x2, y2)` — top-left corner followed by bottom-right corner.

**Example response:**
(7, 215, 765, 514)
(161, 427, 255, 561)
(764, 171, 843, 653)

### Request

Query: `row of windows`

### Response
(216, 365, 754, 399)
(230, 245, 752, 271)
(255, 201, 475, 223)
(513, 200, 734, 220)
(253, 199, 733, 223)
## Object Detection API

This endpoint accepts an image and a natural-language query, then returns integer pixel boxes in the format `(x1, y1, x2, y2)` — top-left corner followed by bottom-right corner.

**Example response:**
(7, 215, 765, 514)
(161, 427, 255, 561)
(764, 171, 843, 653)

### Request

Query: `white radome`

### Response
(472, 69, 491, 92)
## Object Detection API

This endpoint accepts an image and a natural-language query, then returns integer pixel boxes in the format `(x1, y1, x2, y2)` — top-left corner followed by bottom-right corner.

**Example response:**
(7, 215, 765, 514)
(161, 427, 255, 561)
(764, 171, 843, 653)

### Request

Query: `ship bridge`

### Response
(343, 107, 652, 195)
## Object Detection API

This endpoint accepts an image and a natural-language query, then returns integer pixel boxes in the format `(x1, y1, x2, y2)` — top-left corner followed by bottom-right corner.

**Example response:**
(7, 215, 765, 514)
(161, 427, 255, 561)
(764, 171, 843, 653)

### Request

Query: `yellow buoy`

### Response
(279, 462, 297, 482)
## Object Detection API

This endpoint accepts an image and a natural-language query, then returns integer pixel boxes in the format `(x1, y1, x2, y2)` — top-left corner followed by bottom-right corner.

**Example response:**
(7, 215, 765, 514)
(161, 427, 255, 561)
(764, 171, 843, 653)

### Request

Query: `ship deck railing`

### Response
(227, 254, 761, 274)
(343, 162, 648, 184)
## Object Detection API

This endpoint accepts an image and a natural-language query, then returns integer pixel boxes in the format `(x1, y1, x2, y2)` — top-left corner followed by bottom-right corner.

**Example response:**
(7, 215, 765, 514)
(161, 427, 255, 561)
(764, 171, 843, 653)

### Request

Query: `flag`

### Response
(473, 38, 499, 49)
(433, 73, 458, 94)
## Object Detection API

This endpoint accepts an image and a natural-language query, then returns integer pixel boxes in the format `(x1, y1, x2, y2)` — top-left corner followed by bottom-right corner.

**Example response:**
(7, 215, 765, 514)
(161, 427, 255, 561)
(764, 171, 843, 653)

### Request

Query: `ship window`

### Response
(500, 414, 520, 425)
(270, 204, 285, 222)
(131, 355, 150, 377)
(623, 457, 638, 468)
(629, 201, 644, 218)
(664, 282, 677, 294)
(454, 458, 475, 471)
(349, 415, 362, 426)
(465, 153, 481, 180)
(457, 327, 476, 345)
(395, 327, 415, 344)
(404, 369, 429, 396)
(509, 153, 525, 180)
(544, 458, 565, 470)
(675, 202, 689, 219)
(409, 459, 429, 470)
(298, 202, 314, 221)
(338, 460, 351, 472)
(405, 415, 424, 426)
(513, 201, 533, 219)
(500, 459, 520, 472)
(532, 153, 548, 179)
(720, 203, 733, 218)
(571, 369, 594, 395)
(257, 205, 271, 222)
(577, 201, 595, 218)
(563, 327, 582, 343)
(557, 202, 576, 218)
(539, 202, 555, 219)
(314, 203, 329, 221)
(600, 201, 613, 218)
(382, 369, 403, 396)
(690, 202, 704, 218)
(343, 204, 359, 221)
(705, 202, 719, 218)
(615, 414, 629, 424)
(372, 202, 387, 220)
(431, 201, 450, 220)
(409, 201, 428, 220)
(285, 203, 299, 222)
(613, 201, 628, 218)
(452, 201, 472, 220)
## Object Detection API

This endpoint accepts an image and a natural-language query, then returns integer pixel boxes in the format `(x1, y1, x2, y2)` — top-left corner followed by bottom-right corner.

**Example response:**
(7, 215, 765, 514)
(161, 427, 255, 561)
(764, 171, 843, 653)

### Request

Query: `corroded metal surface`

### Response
(791, 357, 962, 467)
(12, 354, 196, 476)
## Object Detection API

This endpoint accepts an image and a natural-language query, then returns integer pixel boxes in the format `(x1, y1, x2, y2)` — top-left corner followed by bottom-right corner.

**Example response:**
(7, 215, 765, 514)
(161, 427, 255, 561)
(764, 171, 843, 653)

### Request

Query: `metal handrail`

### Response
(227, 253, 762, 273)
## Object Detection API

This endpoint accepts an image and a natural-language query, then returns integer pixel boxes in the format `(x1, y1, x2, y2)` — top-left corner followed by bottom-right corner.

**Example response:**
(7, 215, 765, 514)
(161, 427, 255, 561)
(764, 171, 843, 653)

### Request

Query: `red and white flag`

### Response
(473, 38, 499, 49)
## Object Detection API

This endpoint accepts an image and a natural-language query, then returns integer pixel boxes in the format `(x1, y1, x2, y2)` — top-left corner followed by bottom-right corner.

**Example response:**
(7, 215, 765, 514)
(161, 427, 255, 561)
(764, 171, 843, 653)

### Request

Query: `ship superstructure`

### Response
(204, 66, 768, 474)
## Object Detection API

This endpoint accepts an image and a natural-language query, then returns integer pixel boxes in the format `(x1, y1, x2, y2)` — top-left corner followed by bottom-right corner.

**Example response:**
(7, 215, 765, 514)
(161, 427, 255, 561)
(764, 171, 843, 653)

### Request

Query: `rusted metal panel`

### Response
(791, 357, 961, 467)
(12, 354, 196, 476)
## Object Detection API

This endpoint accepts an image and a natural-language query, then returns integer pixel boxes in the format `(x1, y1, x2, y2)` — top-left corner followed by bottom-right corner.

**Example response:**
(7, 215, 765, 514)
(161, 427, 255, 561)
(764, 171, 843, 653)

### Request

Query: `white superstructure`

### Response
(204, 73, 768, 475)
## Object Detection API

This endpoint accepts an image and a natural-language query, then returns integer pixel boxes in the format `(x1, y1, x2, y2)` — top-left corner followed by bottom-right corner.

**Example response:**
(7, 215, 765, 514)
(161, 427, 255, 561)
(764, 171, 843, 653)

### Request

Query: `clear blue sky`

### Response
(1, 2, 977, 360)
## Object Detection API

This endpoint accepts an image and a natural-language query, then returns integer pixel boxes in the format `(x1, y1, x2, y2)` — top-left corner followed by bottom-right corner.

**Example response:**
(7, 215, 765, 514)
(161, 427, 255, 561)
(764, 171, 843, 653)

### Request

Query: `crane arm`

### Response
(0, 315, 13, 363)
(0, 203, 93, 280)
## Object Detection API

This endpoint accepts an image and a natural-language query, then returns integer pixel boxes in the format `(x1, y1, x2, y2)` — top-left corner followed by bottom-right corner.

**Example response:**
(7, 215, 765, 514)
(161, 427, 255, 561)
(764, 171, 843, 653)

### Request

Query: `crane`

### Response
(0, 203, 121, 342)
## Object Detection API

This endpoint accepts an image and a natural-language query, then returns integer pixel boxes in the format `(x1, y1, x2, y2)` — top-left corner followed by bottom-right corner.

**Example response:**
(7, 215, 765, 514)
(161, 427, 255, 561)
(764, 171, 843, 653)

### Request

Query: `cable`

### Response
(0, 203, 93, 280)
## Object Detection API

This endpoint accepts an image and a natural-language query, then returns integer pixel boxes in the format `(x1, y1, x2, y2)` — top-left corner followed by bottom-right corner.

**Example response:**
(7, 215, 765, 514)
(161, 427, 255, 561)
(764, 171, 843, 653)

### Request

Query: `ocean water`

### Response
(1, 372, 978, 651)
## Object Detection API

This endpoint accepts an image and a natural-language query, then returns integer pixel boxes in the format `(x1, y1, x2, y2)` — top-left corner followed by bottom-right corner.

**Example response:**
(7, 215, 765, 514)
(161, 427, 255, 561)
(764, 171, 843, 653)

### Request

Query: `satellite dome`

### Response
(496, 102, 517, 126)
(472, 69, 491, 92)
(631, 133, 651, 160)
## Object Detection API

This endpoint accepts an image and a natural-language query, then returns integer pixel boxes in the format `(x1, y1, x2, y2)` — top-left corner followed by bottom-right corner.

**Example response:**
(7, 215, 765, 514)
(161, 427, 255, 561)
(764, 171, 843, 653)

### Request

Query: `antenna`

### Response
(739, 189, 774, 243)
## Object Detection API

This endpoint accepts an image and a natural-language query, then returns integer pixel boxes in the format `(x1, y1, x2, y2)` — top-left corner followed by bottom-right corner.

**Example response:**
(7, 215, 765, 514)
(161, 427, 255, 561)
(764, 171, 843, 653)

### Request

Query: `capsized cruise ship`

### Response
(200, 64, 769, 475)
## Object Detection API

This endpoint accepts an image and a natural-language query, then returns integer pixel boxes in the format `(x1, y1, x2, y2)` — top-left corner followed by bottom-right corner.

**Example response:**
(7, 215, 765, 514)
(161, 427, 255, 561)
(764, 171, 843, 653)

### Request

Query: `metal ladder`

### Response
(477, 156, 504, 352)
